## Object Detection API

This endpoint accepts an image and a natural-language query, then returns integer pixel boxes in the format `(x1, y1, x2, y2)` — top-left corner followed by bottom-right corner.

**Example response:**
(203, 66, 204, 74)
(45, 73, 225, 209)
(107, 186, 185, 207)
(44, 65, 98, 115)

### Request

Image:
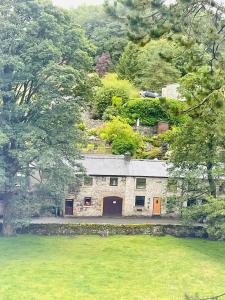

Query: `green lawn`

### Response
(0, 235, 225, 300)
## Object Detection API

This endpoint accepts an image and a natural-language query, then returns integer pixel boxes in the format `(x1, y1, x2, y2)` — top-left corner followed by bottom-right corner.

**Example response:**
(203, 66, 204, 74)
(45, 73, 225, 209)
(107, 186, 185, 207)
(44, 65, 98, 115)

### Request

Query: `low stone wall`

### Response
(14, 223, 207, 238)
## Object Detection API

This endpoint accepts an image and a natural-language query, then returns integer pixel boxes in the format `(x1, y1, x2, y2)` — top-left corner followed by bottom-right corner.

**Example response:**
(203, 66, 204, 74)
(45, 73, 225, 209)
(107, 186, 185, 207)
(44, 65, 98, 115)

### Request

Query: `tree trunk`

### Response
(2, 194, 16, 236)
(207, 161, 217, 197)
(207, 135, 217, 198)
(2, 221, 15, 236)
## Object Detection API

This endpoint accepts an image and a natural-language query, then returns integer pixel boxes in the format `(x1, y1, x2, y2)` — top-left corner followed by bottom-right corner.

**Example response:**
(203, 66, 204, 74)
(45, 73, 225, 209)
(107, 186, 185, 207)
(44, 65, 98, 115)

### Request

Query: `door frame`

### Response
(152, 197, 161, 216)
(65, 199, 74, 216)
(102, 196, 123, 216)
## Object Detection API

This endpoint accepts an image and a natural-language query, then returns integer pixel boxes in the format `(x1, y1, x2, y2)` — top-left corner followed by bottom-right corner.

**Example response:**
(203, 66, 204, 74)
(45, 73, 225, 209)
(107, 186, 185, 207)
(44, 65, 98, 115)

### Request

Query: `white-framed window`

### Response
(110, 177, 118, 186)
(136, 178, 146, 189)
(135, 196, 145, 207)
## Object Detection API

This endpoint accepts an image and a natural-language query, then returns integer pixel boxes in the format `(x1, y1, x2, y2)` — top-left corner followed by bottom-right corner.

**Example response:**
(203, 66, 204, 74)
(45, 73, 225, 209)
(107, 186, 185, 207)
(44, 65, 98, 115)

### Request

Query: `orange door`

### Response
(153, 197, 161, 215)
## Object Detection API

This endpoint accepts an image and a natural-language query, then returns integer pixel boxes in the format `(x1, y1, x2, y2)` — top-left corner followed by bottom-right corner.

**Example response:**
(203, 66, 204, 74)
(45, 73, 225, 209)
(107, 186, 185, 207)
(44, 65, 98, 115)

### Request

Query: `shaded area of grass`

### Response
(0, 235, 225, 300)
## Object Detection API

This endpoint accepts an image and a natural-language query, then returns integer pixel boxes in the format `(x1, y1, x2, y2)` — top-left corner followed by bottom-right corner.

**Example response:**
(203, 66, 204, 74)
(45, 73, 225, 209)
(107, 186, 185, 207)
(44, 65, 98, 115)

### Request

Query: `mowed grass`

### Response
(0, 235, 225, 300)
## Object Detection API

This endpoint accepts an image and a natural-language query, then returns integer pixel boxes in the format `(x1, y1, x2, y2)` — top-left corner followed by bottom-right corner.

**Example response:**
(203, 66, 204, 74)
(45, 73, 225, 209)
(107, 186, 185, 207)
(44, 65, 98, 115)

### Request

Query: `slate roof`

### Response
(81, 155, 169, 178)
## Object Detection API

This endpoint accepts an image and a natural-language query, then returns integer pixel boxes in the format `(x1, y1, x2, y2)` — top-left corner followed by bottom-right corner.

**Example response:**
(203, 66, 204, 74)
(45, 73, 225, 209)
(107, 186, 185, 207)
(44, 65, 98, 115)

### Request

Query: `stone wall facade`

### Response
(65, 176, 169, 217)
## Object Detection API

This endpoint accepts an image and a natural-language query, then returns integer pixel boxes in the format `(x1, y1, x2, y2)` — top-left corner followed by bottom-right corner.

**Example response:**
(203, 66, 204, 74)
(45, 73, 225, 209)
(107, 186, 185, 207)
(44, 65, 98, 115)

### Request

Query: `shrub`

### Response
(112, 138, 136, 156)
(141, 148, 163, 159)
(119, 97, 187, 126)
(93, 73, 139, 118)
(102, 73, 139, 98)
(98, 117, 143, 156)
(94, 86, 129, 118)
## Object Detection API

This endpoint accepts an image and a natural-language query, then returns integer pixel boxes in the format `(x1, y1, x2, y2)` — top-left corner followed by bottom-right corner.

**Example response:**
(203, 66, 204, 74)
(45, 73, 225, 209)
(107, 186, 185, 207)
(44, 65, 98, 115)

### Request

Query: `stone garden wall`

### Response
(11, 223, 208, 238)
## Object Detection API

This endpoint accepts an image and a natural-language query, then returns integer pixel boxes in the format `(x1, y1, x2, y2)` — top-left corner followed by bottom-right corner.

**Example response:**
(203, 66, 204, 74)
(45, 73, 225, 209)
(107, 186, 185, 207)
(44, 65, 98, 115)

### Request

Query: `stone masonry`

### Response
(66, 175, 168, 217)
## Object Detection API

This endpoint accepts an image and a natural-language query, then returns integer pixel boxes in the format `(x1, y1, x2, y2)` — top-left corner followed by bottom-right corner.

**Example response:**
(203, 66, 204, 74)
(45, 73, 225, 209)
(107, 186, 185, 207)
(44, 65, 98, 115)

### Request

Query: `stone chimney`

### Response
(124, 152, 131, 161)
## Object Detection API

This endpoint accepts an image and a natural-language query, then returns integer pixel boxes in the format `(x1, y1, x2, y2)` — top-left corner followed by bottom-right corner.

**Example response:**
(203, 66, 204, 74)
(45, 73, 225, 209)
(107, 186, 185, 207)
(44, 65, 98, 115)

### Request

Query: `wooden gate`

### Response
(153, 197, 161, 216)
(103, 197, 122, 216)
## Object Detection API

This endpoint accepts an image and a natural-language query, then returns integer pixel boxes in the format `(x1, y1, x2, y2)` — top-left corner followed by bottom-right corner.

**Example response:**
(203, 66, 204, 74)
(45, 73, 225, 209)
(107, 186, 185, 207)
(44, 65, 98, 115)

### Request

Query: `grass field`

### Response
(0, 235, 225, 300)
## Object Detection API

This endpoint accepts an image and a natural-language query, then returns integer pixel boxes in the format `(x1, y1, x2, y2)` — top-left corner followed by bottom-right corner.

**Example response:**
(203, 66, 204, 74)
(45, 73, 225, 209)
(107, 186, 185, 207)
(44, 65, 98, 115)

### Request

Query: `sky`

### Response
(52, 0, 104, 8)
(52, 0, 225, 8)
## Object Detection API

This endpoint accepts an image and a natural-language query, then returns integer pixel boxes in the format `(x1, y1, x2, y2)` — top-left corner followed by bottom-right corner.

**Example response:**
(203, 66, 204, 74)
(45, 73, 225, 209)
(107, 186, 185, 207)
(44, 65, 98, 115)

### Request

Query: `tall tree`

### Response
(106, 0, 225, 107)
(117, 42, 140, 82)
(72, 5, 128, 66)
(118, 40, 181, 92)
(0, 0, 93, 235)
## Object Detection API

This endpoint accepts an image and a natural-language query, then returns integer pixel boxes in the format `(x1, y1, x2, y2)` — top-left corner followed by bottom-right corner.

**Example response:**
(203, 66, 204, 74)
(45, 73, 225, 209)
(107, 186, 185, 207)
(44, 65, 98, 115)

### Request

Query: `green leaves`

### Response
(98, 117, 143, 156)
(0, 0, 94, 228)
(117, 39, 181, 92)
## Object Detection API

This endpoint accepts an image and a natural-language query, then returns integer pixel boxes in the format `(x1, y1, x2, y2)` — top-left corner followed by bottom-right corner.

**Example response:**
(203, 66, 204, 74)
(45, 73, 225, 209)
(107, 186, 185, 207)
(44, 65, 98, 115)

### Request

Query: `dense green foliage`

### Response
(118, 40, 181, 92)
(120, 98, 187, 126)
(117, 42, 140, 82)
(182, 197, 225, 240)
(0, 0, 93, 234)
(93, 73, 139, 118)
(1, 235, 225, 299)
(72, 5, 128, 66)
(94, 86, 129, 118)
(98, 118, 143, 156)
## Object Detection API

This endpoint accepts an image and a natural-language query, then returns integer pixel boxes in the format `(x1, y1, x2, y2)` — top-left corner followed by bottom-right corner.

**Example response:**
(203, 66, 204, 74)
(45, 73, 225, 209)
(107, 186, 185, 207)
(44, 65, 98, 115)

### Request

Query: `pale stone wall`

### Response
(66, 176, 169, 217)
(67, 176, 126, 217)
(124, 177, 168, 216)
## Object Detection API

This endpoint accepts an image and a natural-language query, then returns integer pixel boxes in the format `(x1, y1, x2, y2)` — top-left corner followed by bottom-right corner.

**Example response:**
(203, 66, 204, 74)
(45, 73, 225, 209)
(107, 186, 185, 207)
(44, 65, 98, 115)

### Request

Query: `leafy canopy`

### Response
(0, 0, 93, 232)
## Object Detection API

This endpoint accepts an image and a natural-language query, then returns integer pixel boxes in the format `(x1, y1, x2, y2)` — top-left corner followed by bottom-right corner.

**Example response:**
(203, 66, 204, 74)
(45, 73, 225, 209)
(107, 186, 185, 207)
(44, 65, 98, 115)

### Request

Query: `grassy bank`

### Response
(0, 235, 225, 299)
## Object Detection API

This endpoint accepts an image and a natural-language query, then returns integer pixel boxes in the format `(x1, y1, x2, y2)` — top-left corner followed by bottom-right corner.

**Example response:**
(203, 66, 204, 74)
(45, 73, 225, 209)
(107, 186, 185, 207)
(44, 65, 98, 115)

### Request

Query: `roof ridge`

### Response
(83, 155, 167, 163)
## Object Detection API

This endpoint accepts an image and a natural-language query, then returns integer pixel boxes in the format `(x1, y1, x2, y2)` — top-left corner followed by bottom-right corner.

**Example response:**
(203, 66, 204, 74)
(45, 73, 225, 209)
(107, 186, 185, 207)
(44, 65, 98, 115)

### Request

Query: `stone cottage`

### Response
(65, 154, 171, 217)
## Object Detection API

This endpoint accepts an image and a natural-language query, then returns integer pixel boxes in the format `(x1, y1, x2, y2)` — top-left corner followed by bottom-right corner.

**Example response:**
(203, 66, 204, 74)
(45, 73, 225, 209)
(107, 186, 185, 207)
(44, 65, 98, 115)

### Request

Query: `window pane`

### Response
(136, 178, 146, 189)
(84, 197, 92, 206)
(110, 177, 118, 186)
(84, 177, 93, 186)
(135, 196, 145, 206)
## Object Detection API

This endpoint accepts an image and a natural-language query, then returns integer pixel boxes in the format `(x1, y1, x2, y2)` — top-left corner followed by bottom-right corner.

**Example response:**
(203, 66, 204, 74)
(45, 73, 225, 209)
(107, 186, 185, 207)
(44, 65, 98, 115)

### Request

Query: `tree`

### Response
(96, 53, 111, 77)
(106, 0, 225, 108)
(0, 0, 93, 235)
(118, 40, 181, 93)
(175, 66, 225, 196)
(117, 42, 140, 82)
(72, 5, 128, 67)
(134, 40, 181, 92)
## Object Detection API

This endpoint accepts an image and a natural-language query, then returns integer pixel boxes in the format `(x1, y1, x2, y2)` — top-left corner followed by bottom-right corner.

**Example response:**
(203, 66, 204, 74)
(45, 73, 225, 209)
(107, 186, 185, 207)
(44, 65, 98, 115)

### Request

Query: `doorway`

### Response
(103, 196, 122, 216)
(153, 197, 161, 216)
(65, 200, 74, 215)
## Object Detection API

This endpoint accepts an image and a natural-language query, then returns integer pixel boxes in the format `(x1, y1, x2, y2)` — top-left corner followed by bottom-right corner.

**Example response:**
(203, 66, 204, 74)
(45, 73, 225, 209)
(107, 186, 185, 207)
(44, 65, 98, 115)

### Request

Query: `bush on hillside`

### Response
(112, 138, 136, 156)
(98, 117, 143, 156)
(94, 86, 129, 118)
(93, 73, 139, 119)
(141, 148, 163, 159)
(101, 73, 139, 98)
(119, 98, 187, 126)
